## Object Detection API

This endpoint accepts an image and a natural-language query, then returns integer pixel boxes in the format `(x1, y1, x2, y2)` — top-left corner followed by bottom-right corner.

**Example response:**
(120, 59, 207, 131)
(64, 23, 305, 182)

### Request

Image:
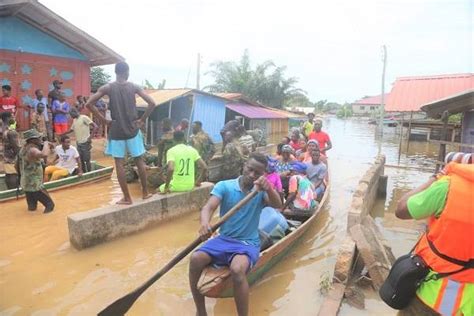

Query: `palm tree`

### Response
(206, 50, 306, 108)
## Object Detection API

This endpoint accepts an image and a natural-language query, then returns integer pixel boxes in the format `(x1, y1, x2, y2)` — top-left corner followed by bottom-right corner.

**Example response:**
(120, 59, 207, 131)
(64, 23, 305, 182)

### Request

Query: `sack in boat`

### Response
(379, 254, 429, 310)
(259, 230, 273, 251)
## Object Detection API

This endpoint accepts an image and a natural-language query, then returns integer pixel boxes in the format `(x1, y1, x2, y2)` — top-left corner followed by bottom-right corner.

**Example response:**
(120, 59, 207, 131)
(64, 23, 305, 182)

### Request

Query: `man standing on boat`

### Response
(189, 152, 282, 316)
(66, 108, 98, 173)
(308, 119, 332, 156)
(85, 62, 156, 205)
(16, 129, 55, 213)
(301, 112, 315, 139)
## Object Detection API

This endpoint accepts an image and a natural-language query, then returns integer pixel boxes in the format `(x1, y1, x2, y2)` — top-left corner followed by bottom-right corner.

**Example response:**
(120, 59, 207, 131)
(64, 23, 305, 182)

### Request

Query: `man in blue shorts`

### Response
(189, 152, 283, 316)
(85, 62, 156, 204)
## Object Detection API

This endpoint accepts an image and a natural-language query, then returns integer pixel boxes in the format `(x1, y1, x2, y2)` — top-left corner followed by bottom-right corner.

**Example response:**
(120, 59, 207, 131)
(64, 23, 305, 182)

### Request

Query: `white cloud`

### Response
(42, 0, 471, 103)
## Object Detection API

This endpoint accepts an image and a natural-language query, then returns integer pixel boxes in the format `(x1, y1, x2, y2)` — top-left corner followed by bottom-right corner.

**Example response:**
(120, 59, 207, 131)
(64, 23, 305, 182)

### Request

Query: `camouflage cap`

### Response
(23, 129, 42, 141)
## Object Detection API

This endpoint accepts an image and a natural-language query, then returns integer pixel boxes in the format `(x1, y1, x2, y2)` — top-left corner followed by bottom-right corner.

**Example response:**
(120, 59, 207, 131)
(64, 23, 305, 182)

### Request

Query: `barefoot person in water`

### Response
(85, 62, 156, 204)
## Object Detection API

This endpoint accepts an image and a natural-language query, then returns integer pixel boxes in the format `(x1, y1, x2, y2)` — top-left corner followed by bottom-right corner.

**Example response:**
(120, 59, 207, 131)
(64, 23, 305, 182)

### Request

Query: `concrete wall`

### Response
(318, 154, 386, 315)
(68, 183, 213, 249)
(0, 50, 90, 130)
(1, 17, 87, 60)
(347, 154, 386, 230)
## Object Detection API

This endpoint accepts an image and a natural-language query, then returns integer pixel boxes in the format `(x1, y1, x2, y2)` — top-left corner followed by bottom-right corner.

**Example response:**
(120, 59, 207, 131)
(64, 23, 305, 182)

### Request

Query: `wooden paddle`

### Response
(97, 189, 259, 316)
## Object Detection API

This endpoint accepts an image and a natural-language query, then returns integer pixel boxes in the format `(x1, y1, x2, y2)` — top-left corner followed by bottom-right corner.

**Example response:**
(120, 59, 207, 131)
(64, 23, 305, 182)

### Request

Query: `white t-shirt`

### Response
(55, 145, 80, 174)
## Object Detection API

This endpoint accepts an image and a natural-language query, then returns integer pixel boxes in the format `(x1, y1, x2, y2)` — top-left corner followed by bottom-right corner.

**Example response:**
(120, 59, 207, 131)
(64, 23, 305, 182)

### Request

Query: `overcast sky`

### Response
(43, 0, 472, 103)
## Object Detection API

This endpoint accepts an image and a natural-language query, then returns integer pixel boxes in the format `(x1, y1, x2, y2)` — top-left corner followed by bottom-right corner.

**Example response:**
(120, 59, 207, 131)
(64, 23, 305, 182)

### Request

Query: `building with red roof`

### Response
(385, 73, 474, 113)
(352, 94, 388, 116)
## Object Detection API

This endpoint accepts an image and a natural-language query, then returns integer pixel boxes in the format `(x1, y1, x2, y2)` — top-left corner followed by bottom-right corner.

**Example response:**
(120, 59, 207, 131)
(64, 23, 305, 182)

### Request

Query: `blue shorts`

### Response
(105, 130, 146, 159)
(197, 235, 260, 269)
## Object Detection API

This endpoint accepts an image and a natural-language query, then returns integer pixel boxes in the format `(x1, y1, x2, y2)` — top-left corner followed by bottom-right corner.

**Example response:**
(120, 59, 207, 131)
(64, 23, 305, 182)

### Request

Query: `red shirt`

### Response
(308, 130, 330, 151)
(289, 140, 301, 151)
(0, 96, 18, 114)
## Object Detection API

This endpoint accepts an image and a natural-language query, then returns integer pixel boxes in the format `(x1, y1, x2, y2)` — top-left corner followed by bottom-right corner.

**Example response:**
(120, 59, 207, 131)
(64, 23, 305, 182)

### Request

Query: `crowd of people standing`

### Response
(0, 79, 108, 214)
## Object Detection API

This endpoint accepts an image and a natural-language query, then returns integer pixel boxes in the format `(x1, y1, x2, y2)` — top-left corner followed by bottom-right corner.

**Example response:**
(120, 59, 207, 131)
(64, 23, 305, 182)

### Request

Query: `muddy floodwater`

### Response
(0, 117, 448, 315)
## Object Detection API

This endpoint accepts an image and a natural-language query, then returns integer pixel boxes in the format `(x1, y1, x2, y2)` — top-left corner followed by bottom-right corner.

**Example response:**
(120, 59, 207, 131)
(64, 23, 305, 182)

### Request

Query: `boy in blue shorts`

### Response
(189, 152, 282, 316)
(85, 62, 156, 205)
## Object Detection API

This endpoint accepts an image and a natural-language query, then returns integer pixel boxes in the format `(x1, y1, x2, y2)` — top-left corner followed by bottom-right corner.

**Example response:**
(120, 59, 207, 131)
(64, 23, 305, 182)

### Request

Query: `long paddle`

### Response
(98, 189, 259, 316)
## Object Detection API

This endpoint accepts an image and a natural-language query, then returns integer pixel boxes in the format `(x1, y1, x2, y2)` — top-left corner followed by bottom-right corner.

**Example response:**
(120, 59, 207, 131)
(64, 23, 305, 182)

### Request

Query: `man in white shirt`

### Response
(44, 134, 82, 182)
(66, 108, 98, 172)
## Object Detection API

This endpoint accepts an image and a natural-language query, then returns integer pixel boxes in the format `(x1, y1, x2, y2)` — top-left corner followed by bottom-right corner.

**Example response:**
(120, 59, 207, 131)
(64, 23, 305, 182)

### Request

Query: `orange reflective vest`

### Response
(415, 162, 474, 315)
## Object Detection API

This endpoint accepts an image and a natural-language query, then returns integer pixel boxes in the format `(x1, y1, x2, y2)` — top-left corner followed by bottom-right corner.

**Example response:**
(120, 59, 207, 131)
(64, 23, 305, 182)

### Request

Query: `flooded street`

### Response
(0, 117, 446, 315)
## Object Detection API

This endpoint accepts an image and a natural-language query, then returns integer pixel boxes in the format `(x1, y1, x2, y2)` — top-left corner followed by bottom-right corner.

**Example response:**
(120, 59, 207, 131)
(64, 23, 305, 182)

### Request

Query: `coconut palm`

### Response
(206, 50, 306, 108)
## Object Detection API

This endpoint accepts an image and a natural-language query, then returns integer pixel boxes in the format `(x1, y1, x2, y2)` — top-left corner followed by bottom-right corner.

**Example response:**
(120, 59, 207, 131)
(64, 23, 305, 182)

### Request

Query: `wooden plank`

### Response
(317, 283, 346, 316)
(406, 111, 413, 151)
(428, 139, 474, 149)
(436, 112, 449, 173)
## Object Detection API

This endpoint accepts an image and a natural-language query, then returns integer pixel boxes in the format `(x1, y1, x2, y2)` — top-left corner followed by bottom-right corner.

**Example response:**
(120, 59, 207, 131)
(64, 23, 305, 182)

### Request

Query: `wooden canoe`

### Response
(197, 168, 330, 298)
(0, 162, 114, 203)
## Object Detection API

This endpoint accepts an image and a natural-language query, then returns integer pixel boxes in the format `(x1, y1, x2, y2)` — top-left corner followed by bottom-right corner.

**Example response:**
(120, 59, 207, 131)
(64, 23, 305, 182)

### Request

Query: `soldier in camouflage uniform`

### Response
(189, 121, 216, 164)
(157, 118, 174, 167)
(124, 151, 159, 183)
(247, 128, 266, 146)
(220, 131, 245, 180)
(17, 129, 55, 213)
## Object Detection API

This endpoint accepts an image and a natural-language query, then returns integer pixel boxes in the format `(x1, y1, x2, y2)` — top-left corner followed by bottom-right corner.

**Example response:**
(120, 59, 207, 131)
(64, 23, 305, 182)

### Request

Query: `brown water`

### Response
(0, 117, 447, 315)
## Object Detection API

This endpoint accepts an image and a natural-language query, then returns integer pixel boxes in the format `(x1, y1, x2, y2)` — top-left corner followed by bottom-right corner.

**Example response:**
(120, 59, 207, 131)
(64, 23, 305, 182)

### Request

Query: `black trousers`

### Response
(77, 141, 92, 172)
(0, 111, 12, 126)
(25, 189, 55, 212)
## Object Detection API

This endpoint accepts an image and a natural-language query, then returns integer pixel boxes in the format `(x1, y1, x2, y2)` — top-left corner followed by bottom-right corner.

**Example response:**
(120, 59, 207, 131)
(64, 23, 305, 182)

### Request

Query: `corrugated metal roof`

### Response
(136, 89, 192, 107)
(226, 103, 287, 119)
(263, 106, 305, 118)
(353, 94, 389, 105)
(0, 0, 124, 66)
(215, 92, 244, 100)
(385, 73, 474, 112)
(421, 90, 474, 118)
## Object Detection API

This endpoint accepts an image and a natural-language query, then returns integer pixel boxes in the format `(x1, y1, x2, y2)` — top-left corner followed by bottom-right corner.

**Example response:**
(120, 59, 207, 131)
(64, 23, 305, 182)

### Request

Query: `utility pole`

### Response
(378, 45, 387, 154)
(196, 53, 201, 90)
(378, 45, 387, 136)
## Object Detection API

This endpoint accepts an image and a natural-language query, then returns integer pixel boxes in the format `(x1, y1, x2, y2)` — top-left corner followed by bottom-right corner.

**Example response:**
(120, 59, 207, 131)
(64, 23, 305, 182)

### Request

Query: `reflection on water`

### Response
(0, 117, 441, 315)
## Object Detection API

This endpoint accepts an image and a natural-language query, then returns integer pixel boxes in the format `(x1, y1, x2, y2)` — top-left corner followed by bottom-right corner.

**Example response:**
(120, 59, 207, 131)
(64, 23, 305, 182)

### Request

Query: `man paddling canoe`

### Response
(189, 152, 282, 316)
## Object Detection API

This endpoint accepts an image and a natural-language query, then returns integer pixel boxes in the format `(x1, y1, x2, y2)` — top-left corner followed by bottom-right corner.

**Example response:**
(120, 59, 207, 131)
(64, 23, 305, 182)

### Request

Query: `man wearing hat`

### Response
(16, 129, 55, 213)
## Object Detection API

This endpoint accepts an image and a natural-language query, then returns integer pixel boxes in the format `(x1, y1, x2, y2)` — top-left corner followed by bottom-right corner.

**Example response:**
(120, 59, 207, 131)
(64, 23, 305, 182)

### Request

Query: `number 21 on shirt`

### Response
(178, 158, 191, 176)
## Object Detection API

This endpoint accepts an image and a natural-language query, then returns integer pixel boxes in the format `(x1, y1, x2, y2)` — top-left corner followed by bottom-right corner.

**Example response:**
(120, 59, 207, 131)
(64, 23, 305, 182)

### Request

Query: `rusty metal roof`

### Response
(421, 90, 474, 118)
(385, 73, 474, 112)
(226, 103, 288, 119)
(136, 89, 193, 107)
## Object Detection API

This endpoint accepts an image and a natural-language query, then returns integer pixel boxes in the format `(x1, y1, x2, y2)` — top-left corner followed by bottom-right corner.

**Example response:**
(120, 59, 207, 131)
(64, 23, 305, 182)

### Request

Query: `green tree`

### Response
(206, 50, 305, 108)
(90, 67, 111, 92)
(143, 79, 166, 90)
(336, 103, 353, 118)
(286, 93, 313, 108)
(314, 100, 327, 112)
